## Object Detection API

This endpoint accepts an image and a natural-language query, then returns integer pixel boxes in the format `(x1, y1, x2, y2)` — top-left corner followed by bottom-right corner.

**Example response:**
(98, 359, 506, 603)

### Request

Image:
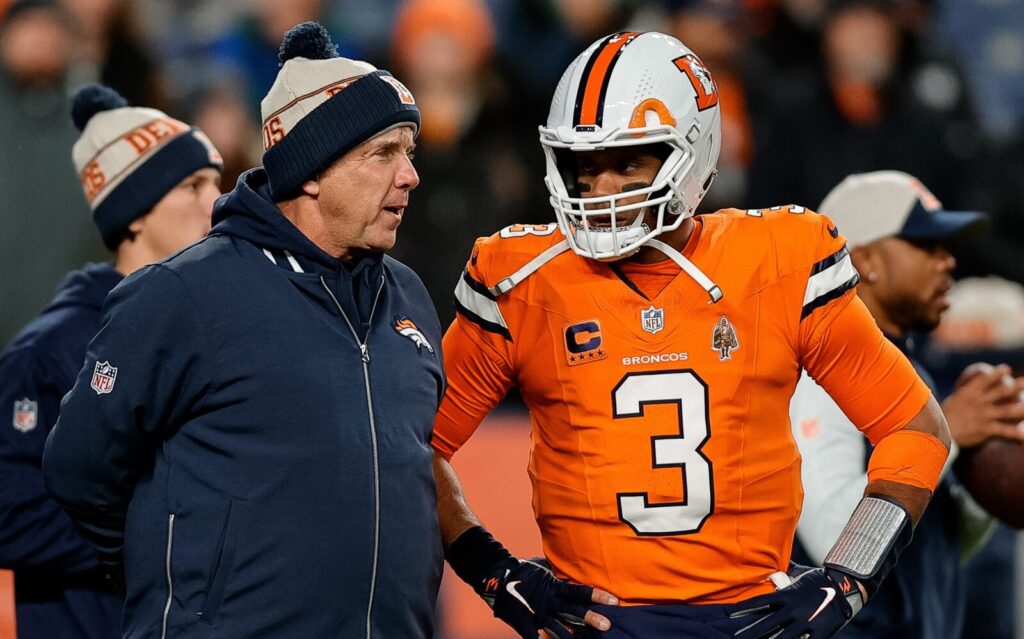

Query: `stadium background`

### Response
(0, 0, 1022, 636)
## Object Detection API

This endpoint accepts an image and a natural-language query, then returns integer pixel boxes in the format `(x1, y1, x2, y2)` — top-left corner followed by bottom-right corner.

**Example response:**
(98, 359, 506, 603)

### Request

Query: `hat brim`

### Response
(898, 203, 989, 242)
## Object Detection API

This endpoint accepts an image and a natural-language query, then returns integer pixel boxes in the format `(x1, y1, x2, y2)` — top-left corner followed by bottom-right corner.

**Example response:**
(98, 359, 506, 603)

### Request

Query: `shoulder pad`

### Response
(470, 224, 569, 296)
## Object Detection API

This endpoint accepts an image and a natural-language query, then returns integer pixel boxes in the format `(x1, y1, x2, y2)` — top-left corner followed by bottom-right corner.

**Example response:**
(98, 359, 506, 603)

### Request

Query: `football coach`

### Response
(44, 22, 445, 638)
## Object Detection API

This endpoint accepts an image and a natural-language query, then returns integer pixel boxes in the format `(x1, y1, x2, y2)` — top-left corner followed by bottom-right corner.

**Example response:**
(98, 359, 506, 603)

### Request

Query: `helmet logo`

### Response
(673, 54, 719, 111)
(629, 98, 677, 129)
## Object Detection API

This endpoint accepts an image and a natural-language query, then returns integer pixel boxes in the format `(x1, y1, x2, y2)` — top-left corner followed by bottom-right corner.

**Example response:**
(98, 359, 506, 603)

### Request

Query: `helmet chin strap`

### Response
(644, 238, 723, 303)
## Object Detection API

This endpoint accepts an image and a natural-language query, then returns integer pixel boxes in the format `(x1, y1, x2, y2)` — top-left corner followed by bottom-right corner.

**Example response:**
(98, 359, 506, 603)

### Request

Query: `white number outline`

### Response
(499, 223, 558, 239)
(612, 370, 715, 536)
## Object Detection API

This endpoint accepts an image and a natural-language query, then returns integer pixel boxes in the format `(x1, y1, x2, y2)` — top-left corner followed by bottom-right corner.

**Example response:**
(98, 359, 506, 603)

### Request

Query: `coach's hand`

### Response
(729, 565, 864, 639)
(479, 557, 617, 639)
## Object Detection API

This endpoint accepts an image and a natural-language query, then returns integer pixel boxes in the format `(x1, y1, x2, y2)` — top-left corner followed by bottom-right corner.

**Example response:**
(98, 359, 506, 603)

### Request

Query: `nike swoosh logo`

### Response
(809, 587, 836, 621)
(506, 581, 535, 614)
(827, 224, 839, 238)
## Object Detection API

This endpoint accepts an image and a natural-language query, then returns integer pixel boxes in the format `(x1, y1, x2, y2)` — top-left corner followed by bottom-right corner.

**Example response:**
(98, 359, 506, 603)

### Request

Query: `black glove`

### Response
(446, 526, 595, 639)
(730, 564, 864, 639)
(481, 556, 595, 639)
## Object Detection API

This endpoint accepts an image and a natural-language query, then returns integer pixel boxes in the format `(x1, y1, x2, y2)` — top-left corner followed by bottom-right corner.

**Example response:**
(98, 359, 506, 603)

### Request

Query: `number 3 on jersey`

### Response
(613, 371, 713, 535)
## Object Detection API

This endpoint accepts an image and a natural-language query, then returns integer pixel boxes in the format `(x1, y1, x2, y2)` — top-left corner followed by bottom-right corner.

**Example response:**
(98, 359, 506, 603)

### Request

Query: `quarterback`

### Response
(434, 32, 951, 639)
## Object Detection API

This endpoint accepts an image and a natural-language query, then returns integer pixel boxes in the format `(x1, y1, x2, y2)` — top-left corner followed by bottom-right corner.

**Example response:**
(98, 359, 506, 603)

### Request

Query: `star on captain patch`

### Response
(711, 316, 739, 361)
(12, 398, 37, 433)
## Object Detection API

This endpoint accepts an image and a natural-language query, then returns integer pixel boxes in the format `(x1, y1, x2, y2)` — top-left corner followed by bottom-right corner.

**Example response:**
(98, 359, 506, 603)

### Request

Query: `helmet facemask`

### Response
(542, 124, 705, 262)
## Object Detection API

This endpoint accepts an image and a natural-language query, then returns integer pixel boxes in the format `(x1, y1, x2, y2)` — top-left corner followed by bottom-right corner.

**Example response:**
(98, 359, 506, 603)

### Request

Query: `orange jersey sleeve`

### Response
(432, 312, 516, 460)
(432, 226, 560, 460)
(800, 296, 931, 445)
(756, 207, 932, 444)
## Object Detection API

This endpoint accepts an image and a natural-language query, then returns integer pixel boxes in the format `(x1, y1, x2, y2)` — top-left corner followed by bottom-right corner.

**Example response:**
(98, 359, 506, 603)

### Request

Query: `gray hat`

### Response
(819, 171, 987, 248)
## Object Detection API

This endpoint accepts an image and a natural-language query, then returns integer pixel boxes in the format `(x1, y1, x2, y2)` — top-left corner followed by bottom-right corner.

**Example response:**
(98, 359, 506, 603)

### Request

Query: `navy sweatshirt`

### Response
(44, 168, 446, 638)
(0, 263, 123, 638)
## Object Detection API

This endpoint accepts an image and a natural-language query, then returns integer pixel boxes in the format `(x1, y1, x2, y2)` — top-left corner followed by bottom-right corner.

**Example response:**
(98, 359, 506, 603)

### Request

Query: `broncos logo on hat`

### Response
(394, 318, 434, 353)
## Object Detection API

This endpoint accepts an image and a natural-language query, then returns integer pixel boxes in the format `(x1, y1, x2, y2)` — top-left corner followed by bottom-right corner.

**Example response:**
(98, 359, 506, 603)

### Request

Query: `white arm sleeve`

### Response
(790, 371, 868, 565)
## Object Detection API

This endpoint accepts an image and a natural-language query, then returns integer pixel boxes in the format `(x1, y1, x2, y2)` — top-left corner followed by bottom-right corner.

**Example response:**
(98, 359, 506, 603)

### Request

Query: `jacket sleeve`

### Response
(43, 265, 209, 569)
(0, 347, 99, 573)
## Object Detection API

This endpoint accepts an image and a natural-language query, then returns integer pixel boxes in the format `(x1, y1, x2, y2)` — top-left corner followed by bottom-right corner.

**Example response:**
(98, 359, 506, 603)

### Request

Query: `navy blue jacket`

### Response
(0, 263, 123, 639)
(44, 168, 446, 638)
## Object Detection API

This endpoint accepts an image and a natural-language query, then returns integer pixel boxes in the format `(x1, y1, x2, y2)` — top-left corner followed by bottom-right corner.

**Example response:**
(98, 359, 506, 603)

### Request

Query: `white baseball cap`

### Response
(819, 170, 987, 248)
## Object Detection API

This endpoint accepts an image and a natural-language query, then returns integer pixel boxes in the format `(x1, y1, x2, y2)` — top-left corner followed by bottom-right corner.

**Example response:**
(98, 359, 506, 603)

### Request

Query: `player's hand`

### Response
(944, 363, 1024, 449)
(478, 557, 617, 639)
(729, 565, 863, 639)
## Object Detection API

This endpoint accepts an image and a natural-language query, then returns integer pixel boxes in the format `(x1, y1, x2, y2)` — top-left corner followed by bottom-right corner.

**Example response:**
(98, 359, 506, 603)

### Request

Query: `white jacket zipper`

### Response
(320, 275, 385, 639)
(161, 513, 175, 639)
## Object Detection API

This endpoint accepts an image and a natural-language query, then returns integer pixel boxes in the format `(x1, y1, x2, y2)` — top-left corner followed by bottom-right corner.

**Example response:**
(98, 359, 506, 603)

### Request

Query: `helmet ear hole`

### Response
(702, 170, 716, 194)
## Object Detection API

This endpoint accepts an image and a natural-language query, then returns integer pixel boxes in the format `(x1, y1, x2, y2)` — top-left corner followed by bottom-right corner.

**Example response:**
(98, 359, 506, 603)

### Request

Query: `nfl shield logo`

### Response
(12, 398, 37, 433)
(91, 361, 118, 395)
(641, 306, 665, 335)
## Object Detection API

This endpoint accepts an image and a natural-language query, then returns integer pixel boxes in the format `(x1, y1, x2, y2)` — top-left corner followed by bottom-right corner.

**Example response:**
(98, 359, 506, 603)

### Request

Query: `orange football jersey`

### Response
(433, 207, 931, 605)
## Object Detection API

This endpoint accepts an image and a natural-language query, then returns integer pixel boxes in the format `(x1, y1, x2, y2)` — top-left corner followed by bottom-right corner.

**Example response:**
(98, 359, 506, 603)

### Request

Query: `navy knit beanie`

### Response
(260, 22, 421, 200)
(71, 84, 223, 250)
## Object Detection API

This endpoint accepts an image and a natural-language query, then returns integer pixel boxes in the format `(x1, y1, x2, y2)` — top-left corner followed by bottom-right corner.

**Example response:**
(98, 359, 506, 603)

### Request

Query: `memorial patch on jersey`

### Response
(802, 246, 860, 319)
(91, 361, 118, 395)
(564, 320, 607, 366)
(12, 398, 37, 433)
(711, 316, 739, 361)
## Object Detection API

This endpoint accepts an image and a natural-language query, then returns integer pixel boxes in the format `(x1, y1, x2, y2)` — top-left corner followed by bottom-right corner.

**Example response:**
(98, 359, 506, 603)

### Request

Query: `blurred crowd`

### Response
(0, 0, 1022, 335)
(2, 2, 1024, 638)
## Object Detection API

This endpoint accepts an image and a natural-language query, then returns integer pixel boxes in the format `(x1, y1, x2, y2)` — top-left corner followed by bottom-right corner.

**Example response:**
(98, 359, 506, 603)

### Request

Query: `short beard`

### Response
(887, 295, 941, 335)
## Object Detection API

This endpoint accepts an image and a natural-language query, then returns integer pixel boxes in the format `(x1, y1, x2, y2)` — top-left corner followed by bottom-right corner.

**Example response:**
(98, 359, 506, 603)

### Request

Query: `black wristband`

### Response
(445, 525, 515, 591)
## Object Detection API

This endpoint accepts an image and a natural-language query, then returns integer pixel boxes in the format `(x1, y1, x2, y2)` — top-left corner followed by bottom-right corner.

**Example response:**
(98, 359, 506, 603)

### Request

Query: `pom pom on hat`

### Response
(71, 83, 128, 131)
(278, 21, 339, 64)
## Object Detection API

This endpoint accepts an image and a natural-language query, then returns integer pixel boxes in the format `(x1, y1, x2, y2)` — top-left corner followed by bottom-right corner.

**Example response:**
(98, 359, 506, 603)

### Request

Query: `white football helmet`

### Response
(540, 31, 723, 261)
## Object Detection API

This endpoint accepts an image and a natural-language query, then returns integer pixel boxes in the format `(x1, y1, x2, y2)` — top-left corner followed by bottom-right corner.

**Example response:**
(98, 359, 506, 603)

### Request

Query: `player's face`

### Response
(876, 236, 956, 332)
(574, 146, 664, 226)
(316, 126, 419, 258)
(138, 167, 220, 258)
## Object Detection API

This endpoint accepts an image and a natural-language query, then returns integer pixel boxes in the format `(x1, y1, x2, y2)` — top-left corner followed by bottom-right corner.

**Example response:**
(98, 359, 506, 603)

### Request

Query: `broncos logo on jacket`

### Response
(394, 318, 434, 353)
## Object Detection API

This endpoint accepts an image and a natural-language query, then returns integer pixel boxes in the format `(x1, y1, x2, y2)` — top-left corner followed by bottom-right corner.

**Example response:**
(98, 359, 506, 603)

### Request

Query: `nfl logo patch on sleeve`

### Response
(91, 361, 118, 394)
(12, 398, 37, 432)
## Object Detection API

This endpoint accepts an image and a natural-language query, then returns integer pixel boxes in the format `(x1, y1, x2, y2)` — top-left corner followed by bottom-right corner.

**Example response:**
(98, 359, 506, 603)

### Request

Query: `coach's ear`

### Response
(300, 175, 320, 198)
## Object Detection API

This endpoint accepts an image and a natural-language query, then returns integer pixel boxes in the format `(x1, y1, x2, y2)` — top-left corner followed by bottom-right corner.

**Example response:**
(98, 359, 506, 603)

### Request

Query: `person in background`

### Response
(0, 83, 222, 639)
(0, 0, 100, 345)
(791, 170, 1024, 638)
